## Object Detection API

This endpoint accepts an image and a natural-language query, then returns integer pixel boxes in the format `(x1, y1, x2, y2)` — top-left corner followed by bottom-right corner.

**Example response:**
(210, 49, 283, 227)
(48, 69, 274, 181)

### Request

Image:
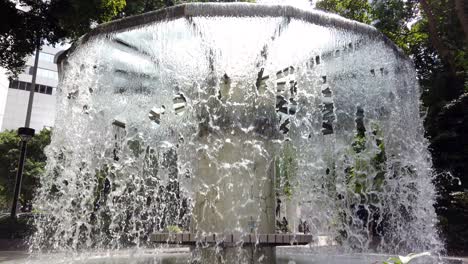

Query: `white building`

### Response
(0, 45, 62, 132)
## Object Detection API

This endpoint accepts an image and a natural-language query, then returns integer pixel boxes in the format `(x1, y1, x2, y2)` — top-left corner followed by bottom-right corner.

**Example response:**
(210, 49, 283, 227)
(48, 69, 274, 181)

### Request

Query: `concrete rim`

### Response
(56, 3, 409, 65)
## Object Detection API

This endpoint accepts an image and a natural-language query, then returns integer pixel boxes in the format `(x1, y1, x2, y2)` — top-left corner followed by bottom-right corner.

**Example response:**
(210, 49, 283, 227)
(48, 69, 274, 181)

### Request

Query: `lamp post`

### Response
(10, 39, 40, 219)
(10, 128, 35, 218)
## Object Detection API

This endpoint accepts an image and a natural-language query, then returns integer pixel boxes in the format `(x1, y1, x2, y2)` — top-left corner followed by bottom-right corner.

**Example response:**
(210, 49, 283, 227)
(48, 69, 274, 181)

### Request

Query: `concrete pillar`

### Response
(190, 133, 276, 263)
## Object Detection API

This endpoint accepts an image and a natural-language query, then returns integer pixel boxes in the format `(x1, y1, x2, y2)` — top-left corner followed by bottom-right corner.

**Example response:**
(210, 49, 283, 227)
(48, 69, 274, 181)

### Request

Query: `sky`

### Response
(257, 0, 315, 9)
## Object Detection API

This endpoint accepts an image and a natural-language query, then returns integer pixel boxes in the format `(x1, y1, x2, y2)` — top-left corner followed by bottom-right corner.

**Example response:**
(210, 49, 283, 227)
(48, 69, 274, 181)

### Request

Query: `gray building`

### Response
(0, 45, 62, 132)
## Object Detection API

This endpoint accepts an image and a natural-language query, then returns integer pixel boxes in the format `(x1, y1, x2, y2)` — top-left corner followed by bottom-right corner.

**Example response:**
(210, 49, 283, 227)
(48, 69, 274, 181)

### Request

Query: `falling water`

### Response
(30, 3, 442, 262)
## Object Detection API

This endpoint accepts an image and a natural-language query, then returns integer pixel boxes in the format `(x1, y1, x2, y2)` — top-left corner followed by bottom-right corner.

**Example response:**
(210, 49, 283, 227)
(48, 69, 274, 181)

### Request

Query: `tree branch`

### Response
(454, 0, 468, 44)
(419, 0, 457, 75)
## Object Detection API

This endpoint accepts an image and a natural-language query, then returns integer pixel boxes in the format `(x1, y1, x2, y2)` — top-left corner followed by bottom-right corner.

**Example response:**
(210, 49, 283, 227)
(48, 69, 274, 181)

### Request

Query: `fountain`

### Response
(28, 2, 443, 263)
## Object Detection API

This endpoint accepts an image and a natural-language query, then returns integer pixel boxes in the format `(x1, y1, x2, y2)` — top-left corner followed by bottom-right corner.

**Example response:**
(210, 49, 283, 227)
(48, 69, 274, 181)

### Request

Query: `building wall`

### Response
(1, 90, 57, 131)
(0, 69, 9, 130)
(0, 45, 62, 132)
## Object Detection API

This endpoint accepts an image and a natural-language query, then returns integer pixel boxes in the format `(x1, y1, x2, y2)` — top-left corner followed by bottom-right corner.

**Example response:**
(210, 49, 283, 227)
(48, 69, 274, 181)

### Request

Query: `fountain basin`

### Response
(2, 250, 466, 264)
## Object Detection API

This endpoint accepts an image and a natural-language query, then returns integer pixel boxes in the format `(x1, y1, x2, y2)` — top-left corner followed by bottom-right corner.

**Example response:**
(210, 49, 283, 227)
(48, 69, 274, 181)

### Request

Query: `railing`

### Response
(150, 232, 313, 246)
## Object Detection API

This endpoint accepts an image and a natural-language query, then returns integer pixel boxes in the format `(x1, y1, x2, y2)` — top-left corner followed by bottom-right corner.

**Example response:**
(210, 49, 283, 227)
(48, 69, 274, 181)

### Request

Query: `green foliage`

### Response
(0, 0, 126, 76)
(166, 225, 182, 233)
(0, 0, 67, 76)
(346, 124, 386, 198)
(120, 0, 167, 17)
(0, 214, 35, 239)
(275, 142, 297, 199)
(101, 0, 127, 20)
(47, 0, 127, 40)
(371, 0, 418, 53)
(0, 129, 51, 211)
(383, 252, 431, 264)
(332, 122, 388, 245)
(351, 133, 366, 154)
(120, 0, 255, 17)
(316, 0, 466, 85)
(315, 0, 373, 24)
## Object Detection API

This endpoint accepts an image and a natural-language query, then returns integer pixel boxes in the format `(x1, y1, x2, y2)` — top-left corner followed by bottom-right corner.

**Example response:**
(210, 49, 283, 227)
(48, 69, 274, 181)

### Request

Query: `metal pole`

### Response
(10, 141, 28, 219)
(10, 39, 40, 219)
(25, 40, 41, 128)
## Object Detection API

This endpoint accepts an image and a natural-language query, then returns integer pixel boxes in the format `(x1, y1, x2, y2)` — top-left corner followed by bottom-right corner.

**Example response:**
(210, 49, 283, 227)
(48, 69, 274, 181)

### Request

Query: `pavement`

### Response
(0, 251, 29, 262)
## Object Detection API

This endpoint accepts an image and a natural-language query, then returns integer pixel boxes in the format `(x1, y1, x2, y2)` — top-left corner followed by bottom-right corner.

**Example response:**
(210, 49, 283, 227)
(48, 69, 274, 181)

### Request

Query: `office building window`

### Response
(8, 80, 54, 95)
(28, 66, 58, 81)
(8, 80, 19, 89)
(36, 68, 58, 81)
(40, 52, 55, 63)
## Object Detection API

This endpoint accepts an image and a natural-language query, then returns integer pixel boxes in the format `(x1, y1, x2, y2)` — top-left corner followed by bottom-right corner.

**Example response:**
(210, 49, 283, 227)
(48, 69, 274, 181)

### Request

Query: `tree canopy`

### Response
(316, 0, 467, 88)
(0, 129, 51, 211)
(0, 0, 124, 76)
(315, 0, 373, 24)
(0, 0, 67, 76)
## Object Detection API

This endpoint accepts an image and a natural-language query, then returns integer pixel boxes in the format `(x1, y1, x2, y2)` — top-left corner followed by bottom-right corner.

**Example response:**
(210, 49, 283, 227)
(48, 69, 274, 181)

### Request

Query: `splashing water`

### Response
(30, 3, 442, 262)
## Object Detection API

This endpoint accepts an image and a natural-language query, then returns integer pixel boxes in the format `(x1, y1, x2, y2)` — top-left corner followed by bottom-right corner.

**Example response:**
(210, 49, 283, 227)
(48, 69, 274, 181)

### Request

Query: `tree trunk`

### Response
(454, 0, 468, 44)
(419, 0, 457, 75)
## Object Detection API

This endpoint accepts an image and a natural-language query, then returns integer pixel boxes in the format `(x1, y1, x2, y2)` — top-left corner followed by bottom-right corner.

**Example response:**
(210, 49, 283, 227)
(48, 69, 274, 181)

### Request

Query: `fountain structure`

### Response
(31, 3, 442, 263)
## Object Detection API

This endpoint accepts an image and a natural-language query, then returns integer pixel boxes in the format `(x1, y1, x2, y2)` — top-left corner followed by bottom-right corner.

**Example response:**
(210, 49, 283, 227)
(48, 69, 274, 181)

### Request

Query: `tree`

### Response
(371, 0, 418, 53)
(316, 0, 466, 83)
(0, 129, 51, 211)
(315, 0, 373, 24)
(47, 0, 126, 40)
(420, 0, 456, 75)
(0, 0, 128, 76)
(119, 0, 170, 17)
(454, 0, 468, 44)
(0, 0, 67, 76)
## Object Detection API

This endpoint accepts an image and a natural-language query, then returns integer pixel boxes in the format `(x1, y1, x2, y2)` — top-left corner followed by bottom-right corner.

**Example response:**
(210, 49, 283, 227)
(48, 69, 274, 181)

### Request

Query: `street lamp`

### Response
(10, 38, 40, 219)
(10, 127, 35, 219)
